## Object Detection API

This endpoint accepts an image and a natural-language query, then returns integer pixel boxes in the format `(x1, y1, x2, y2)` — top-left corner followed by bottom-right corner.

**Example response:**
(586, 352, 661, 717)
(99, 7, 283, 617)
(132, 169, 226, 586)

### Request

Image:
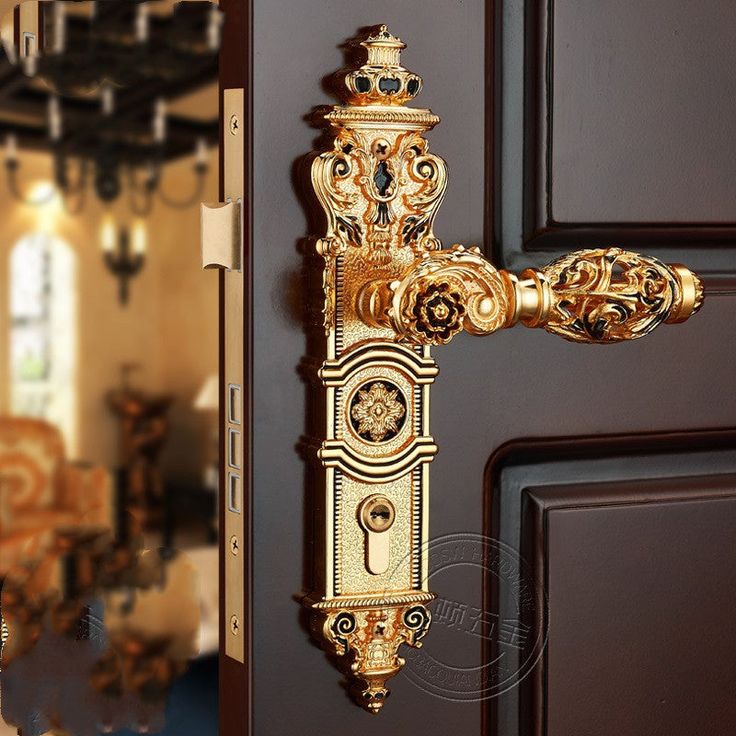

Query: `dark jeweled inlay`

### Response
(378, 77, 401, 94)
(355, 76, 371, 93)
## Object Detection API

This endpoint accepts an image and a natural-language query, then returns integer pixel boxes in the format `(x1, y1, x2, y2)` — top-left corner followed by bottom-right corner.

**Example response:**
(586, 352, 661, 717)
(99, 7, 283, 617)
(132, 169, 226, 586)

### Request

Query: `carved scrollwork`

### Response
(541, 247, 704, 343)
(310, 25, 446, 333)
(387, 246, 515, 345)
(403, 604, 432, 640)
(312, 131, 446, 261)
(328, 610, 357, 654)
(316, 602, 432, 714)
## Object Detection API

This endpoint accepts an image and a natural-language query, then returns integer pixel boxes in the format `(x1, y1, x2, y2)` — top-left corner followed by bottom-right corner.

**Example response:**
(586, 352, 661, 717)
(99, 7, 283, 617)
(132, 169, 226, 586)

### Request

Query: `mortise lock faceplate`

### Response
(302, 26, 703, 713)
(202, 89, 246, 666)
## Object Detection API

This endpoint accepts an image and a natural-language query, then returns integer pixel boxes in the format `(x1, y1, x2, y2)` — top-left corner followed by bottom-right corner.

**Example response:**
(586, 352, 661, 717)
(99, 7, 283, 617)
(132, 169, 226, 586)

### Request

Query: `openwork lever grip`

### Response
(539, 247, 703, 343)
(371, 245, 703, 346)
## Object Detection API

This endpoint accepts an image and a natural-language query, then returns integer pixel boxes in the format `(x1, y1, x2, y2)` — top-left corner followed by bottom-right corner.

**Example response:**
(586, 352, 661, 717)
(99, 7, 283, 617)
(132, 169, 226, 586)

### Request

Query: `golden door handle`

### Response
(304, 25, 705, 713)
(360, 244, 703, 346)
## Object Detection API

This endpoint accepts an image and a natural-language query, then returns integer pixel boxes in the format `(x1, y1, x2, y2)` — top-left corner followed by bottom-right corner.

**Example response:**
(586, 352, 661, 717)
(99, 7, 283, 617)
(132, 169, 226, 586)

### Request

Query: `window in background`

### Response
(9, 233, 77, 453)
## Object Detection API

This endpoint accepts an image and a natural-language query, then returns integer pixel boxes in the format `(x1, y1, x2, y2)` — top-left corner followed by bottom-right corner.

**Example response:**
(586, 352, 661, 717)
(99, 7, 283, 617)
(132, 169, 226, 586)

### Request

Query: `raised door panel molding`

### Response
(485, 430, 736, 736)
(491, 0, 736, 286)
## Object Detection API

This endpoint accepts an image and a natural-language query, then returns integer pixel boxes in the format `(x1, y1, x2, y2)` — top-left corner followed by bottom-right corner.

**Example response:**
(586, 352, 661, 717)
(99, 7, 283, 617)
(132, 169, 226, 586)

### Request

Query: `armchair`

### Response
(0, 417, 112, 577)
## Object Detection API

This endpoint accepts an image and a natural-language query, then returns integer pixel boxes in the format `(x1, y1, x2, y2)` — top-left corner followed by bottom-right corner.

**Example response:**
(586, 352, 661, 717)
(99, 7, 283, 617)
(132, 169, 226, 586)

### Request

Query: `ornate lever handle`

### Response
(362, 245, 703, 345)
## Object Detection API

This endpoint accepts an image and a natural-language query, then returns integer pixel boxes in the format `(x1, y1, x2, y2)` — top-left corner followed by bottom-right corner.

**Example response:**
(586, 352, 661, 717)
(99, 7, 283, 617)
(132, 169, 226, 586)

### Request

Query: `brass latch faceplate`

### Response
(201, 199, 241, 271)
(210, 88, 246, 666)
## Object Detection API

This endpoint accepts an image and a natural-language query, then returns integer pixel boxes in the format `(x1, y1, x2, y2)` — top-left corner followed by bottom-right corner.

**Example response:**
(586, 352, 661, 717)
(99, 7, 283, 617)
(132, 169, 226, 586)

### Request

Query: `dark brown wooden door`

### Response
(218, 1, 736, 734)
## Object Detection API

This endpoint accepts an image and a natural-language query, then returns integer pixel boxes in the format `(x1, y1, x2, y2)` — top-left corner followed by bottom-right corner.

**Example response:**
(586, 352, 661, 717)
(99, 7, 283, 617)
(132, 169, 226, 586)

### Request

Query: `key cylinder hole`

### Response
(360, 496, 396, 533)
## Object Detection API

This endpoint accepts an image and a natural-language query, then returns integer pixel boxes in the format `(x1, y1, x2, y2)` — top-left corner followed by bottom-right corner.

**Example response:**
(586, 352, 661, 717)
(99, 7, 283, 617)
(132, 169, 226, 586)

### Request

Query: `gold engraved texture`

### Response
(313, 602, 432, 714)
(338, 474, 413, 596)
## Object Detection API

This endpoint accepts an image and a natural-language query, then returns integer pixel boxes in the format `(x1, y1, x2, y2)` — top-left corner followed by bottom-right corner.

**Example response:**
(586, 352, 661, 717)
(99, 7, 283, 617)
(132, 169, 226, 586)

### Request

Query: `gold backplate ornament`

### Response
(305, 25, 441, 713)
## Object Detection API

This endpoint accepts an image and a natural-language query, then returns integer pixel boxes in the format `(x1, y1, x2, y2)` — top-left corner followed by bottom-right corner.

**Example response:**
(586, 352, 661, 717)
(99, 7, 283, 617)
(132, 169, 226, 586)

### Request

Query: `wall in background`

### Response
(0, 148, 219, 489)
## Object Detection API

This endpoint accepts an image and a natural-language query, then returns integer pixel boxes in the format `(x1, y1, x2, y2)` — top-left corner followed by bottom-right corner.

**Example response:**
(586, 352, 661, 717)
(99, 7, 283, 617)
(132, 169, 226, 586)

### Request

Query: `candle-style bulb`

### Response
(49, 95, 62, 141)
(101, 84, 115, 116)
(54, 2, 67, 53)
(101, 216, 116, 253)
(195, 137, 208, 166)
(153, 98, 166, 144)
(131, 220, 147, 255)
(6, 133, 18, 163)
(207, 5, 223, 51)
(136, 2, 150, 43)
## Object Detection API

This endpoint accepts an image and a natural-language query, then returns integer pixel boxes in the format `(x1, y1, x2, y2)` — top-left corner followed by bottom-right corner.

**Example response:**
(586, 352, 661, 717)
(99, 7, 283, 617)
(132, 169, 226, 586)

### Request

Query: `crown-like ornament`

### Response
(326, 25, 439, 133)
(344, 25, 424, 107)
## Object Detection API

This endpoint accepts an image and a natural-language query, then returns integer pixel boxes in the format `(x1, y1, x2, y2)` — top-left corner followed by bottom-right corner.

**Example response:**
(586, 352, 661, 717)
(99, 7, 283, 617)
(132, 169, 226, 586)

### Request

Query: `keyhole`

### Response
(362, 498, 395, 533)
(358, 495, 396, 575)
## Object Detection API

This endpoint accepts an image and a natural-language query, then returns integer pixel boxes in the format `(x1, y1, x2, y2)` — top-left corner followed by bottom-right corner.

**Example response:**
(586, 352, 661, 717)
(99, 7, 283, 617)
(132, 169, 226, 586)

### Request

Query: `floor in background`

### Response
(113, 655, 218, 736)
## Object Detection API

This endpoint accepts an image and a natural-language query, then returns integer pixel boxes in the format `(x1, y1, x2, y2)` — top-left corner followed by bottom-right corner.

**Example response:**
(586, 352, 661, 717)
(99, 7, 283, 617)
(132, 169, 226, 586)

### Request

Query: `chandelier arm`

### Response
(61, 182, 87, 215)
(127, 165, 155, 196)
(61, 158, 89, 196)
(5, 164, 56, 206)
(128, 187, 154, 217)
(127, 168, 155, 217)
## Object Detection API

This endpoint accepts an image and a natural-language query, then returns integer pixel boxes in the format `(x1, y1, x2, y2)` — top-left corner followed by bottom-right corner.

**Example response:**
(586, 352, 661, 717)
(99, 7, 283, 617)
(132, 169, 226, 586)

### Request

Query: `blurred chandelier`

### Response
(1, 0, 220, 215)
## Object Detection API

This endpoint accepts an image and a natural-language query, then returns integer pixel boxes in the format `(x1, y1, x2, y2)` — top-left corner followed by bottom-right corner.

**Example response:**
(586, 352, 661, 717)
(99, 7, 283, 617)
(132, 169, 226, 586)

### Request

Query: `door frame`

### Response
(218, 2, 253, 735)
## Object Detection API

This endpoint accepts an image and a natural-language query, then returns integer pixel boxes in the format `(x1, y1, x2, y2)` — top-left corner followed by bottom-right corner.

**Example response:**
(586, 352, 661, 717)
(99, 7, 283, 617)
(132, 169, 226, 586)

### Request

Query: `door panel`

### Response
(220, 0, 736, 733)
(488, 434, 736, 736)
(494, 0, 736, 283)
(549, 2, 736, 224)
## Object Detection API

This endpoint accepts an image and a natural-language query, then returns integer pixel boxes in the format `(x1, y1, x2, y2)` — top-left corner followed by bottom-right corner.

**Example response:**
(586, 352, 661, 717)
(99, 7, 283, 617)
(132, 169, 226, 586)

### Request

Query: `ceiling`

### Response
(0, 1, 219, 164)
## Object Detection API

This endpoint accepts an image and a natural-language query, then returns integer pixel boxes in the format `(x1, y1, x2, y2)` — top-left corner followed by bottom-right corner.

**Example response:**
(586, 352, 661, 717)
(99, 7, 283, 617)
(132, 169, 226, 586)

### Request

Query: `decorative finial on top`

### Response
(344, 25, 423, 106)
(362, 25, 405, 67)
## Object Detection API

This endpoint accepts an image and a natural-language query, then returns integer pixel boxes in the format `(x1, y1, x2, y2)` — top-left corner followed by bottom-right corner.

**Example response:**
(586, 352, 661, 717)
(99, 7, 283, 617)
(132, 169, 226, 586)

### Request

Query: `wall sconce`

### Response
(102, 218, 146, 306)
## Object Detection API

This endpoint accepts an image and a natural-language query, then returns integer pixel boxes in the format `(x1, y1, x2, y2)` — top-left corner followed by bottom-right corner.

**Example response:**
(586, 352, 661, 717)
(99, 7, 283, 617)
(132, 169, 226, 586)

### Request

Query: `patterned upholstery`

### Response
(0, 417, 112, 576)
